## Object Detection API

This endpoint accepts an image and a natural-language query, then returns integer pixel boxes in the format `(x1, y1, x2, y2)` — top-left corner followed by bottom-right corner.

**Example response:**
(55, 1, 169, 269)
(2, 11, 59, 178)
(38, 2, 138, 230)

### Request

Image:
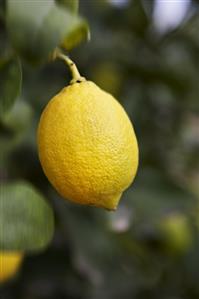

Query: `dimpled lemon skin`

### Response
(37, 81, 138, 210)
(0, 252, 23, 283)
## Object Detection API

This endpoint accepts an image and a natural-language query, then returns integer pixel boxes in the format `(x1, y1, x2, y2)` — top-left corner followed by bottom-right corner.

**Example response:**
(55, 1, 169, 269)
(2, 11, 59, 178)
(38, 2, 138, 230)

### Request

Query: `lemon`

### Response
(0, 251, 23, 283)
(37, 53, 138, 210)
(159, 214, 192, 254)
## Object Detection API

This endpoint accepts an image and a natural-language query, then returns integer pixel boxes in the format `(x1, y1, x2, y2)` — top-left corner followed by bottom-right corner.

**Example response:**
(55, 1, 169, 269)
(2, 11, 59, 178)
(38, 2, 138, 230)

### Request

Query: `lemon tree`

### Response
(1, 0, 199, 297)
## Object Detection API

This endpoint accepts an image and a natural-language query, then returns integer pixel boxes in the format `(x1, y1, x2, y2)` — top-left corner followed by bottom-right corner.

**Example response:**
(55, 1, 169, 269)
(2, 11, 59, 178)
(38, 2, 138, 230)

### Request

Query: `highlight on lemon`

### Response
(0, 251, 24, 283)
(37, 49, 139, 211)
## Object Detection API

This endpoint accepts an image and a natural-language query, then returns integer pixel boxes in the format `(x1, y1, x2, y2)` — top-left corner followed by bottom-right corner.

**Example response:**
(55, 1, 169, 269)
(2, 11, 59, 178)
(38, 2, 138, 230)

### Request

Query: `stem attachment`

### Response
(52, 48, 86, 84)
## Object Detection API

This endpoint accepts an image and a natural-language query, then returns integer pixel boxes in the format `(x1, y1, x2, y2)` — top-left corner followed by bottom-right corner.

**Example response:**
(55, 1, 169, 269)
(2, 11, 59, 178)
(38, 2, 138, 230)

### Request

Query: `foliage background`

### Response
(1, 0, 199, 298)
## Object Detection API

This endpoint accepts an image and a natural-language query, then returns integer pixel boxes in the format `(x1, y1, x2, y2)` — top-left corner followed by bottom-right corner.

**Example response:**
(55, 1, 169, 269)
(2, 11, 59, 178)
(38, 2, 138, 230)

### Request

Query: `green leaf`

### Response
(61, 19, 90, 51)
(56, 0, 79, 14)
(1, 98, 33, 133)
(0, 181, 54, 252)
(0, 57, 22, 116)
(0, 99, 33, 162)
(7, 0, 90, 63)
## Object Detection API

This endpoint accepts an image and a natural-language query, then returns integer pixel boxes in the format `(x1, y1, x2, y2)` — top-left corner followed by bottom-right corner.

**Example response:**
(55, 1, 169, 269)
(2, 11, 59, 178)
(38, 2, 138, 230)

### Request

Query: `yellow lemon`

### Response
(37, 54, 138, 210)
(0, 251, 23, 283)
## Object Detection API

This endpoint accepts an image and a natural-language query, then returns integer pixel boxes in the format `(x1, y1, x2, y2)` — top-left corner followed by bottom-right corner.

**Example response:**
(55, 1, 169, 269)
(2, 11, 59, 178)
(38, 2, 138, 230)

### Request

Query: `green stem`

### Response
(53, 48, 86, 84)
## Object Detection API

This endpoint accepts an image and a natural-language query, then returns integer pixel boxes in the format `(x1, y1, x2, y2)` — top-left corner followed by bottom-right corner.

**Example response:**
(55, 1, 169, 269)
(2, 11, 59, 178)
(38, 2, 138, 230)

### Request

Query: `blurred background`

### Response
(1, 0, 199, 298)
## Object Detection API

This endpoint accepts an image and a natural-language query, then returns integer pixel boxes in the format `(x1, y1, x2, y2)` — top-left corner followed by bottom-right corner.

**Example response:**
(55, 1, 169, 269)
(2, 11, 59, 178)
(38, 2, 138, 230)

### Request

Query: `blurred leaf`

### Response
(61, 19, 90, 51)
(0, 181, 54, 251)
(180, 13, 199, 48)
(56, 0, 89, 51)
(54, 199, 118, 280)
(56, 0, 79, 14)
(1, 98, 33, 132)
(127, 0, 150, 36)
(0, 57, 22, 116)
(123, 169, 198, 227)
(0, 0, 5, 20)
(7, 0, 90, 63)
(0, 99, 33, 161)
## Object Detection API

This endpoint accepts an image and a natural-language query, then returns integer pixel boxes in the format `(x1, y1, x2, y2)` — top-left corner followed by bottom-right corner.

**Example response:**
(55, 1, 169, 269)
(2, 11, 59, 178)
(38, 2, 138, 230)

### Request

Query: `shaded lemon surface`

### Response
(0, 251, 23, 283)
(37, 81, 138, 210)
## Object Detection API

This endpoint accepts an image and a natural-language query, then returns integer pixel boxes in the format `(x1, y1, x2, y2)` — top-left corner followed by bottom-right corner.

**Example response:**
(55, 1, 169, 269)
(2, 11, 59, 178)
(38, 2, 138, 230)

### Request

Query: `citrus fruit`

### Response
(37, 52, 138, 210)
(0, 251, 23, 283)
(159, 213, 192, 255)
